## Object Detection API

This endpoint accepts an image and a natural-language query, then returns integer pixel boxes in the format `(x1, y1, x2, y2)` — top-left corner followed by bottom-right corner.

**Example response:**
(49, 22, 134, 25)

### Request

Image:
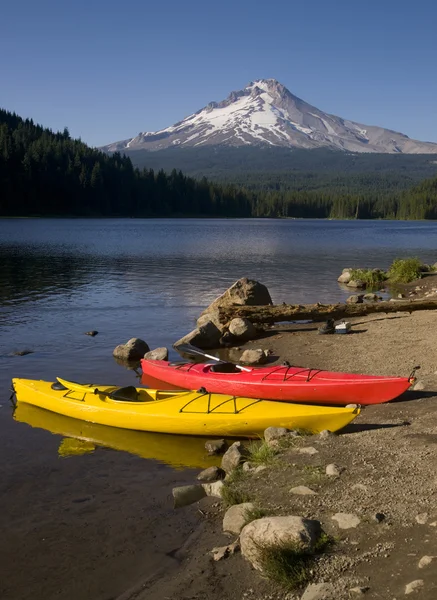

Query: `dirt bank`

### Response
(137, 309, 437, 600)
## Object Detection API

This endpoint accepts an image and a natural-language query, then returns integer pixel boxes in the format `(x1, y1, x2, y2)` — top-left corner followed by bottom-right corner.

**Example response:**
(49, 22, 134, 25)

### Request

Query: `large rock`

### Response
(202, 480, 224, 498)
(113, 338, 150, 361)
(198, 278, 273, 323)
(172, 485, 206, 508)
(143, 347, 168, 361)
(173, 320, 222, 349)
(223, 502, 254, 535)
(221, 441, 248, 473)
(197, 466, 225, 482)
(228, 318, 257, 341)
(240, 516, 321, 572)
(337, 270, 352, 284)
(347, 279, 365, 289)
(240, 348, 268, 365)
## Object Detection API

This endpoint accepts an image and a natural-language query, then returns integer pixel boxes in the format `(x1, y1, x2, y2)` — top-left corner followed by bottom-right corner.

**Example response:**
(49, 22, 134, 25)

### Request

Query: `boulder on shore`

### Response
(240, 348, 268, 365)
(173, 320, 222, 350)
(113, 338, 150, 361)
(144, 347, 168, 361)
(197, 278, 272, 329)
(240, 515, 321, 572)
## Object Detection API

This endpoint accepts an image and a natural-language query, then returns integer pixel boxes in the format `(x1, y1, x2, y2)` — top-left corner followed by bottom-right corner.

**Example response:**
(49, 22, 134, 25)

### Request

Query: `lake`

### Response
(1, 217, 437, 599)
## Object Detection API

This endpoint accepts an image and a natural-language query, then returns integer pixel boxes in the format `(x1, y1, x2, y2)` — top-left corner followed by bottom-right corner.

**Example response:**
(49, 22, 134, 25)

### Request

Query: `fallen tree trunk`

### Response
(216, 299, 437, 326)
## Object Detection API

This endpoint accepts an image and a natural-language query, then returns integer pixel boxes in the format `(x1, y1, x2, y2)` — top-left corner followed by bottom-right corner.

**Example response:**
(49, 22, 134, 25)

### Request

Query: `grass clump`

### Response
(244, 505, 269, 525)
(221, 468, 252, 507)
(387, 257, 423, 283)
(247, 439, 278, 464)
(349, 268, 387, 287)
(257, 533, 332, 591)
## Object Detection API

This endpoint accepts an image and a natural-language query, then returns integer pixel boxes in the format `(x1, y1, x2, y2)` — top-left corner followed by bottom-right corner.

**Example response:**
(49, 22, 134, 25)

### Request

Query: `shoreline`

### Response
(137, 308, 437, 600)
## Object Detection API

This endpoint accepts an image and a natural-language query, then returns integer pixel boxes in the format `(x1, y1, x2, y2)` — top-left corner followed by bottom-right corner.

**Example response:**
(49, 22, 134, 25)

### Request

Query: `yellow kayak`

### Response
(13, 403, 221, 470)
(11, 378, 361, 438)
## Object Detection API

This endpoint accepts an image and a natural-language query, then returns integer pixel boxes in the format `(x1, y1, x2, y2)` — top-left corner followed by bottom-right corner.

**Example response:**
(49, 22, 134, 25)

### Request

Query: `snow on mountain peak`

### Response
(103, 80, 437, 155)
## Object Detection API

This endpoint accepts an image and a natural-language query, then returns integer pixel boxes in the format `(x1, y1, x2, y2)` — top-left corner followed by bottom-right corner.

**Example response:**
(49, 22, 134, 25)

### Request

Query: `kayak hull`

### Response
(140, 360, 413, 405)
(11, 378, 360, 438)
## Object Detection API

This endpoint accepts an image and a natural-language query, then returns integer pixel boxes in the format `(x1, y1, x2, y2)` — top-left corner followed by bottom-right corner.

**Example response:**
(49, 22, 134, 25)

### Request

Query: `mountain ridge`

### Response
(102, 79, 437, 154)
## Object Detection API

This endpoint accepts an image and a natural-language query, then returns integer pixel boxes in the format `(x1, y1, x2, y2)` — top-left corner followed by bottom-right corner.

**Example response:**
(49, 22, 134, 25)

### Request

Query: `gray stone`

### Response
(240, 348, 268, 365)
(221, 441, 248, 473)
(347, 279, 365, 289)
(205, 439, 227, 455)
(289, 486, 317, 495)
(210, 540, 240, 561)
(173, 320, 222, 350)
(202, 480, 224, 498)
(349, 587, 369, 595)
(254, 465, 267, 473)
(196, 309, 224, 332)
(405, 580, 424, 594)
(197, 466, 225, 482)
(297, 446, 319, 455)
(242, 461, 256, 473)
(326, 463, 343, 477)
(332, 512, 361, 529)
(415, 512, 428, 524)
(319, 429, 335, 439)
(143, 347, 168, 361)
(363, 293, 379, 302)
(240, 515, 321, 572)
(418, 555, 435, 568)
(172, 485, 206, 508)
(413, 380, 425, 391)
(223, 502, 255, 535)
(337, 271, 352, 284)
(300, 582, 336, 600)
(346, 294, 364, 304)
(199, 278, 273, 318)
(228, 317, 257, 340)
(264, 426, 289, 445)
(113, 338, 150, 361)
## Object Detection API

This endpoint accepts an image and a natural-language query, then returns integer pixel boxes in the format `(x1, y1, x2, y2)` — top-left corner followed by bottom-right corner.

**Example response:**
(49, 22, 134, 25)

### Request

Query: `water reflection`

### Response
(13, 403, 220, 470)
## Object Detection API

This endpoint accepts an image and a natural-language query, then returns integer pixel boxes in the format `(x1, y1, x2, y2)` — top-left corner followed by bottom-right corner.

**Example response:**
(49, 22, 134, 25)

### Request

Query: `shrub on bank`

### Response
(349, 268, 387, 287)
(387, 258, 423, 283)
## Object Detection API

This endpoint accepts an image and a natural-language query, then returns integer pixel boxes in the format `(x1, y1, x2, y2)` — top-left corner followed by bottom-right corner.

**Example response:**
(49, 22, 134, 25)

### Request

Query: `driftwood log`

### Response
(216, 299, 437, 326)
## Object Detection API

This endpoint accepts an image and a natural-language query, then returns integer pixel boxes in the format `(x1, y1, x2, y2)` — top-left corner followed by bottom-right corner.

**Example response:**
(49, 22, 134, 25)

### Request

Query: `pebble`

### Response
(418, 555, 435, 568)
(415, 513, 428, 524)
(405, 579, 424, 594)
(326, 463, 343, 477)
(297, 447, 319, 455)
(349, 587, 369, 595)
(289, 485, 317, 495)
(332, 513, 361, 529)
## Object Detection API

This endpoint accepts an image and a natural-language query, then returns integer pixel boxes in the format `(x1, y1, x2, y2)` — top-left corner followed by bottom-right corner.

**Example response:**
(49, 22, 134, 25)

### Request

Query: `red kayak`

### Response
(140, 359, 416, 406)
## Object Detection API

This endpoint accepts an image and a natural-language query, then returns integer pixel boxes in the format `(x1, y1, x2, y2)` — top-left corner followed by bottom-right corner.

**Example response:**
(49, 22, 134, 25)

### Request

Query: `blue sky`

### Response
(2, 0, 437, 147)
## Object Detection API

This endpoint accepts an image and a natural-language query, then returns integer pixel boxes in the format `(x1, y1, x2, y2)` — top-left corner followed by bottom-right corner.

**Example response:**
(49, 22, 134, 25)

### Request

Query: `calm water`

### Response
(2, 218, 437, 387)
(1, 218, 437, 598)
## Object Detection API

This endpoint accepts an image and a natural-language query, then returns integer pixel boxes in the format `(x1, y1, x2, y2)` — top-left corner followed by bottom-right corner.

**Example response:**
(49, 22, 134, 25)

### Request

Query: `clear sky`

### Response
(2, 0, 437, 147)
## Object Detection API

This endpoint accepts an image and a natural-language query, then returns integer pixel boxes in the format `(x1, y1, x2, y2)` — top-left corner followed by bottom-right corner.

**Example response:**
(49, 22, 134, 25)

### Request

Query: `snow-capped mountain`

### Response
(102, 79, 437, 154)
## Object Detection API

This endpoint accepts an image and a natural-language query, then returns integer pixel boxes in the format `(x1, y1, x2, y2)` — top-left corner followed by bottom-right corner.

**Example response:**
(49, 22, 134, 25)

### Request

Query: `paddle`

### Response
(176, 343, 252, 372)
(56, 378, 139, 401)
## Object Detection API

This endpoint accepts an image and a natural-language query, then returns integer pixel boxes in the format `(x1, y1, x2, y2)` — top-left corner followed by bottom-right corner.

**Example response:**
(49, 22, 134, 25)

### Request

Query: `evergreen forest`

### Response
(1, 108, 437, 219)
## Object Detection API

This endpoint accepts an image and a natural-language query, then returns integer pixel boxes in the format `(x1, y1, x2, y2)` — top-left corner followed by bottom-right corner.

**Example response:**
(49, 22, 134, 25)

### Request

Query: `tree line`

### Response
(1, 108, 437, 219)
